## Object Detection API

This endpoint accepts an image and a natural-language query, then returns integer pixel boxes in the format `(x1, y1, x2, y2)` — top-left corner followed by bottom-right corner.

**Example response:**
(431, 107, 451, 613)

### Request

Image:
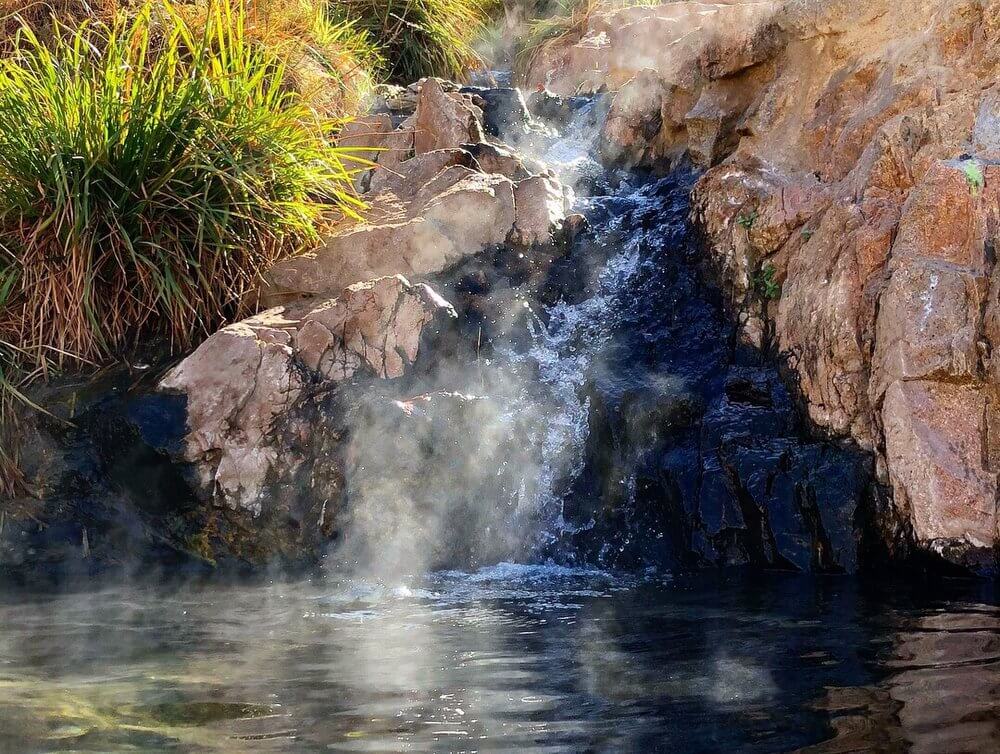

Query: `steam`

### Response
(328, 97, 629, 581)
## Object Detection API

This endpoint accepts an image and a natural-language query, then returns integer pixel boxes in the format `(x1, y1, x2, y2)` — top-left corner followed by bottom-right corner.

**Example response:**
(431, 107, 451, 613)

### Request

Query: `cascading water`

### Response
(345, 91, 872, 575)
(3, 85, 996, 754)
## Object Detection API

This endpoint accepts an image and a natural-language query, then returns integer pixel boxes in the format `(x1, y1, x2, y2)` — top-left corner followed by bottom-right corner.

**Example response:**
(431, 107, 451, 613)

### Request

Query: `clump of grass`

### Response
(178, 0, 383, 118)
(1, 1, 381, 119)
(736, 210, 759, 230)
(328, 0, 494, 83)
(0, 0, 121, 52)
(0, 0, 366, 378)
(1, 262, 28, 498)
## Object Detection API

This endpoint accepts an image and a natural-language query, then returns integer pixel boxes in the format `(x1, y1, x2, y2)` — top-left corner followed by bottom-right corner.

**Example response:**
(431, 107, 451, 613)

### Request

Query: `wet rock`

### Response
(0, 371, 216, 583)
(511, 173, 568, 247)
(459, 86, 535, 139)
(527, 89, 593, 128)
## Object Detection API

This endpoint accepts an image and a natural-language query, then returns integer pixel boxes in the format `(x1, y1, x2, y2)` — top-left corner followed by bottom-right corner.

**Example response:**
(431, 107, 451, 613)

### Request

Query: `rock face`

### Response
(539, 0, 1000, 572)
(265, 78, 571, 305)
(160, 276, 456, 517)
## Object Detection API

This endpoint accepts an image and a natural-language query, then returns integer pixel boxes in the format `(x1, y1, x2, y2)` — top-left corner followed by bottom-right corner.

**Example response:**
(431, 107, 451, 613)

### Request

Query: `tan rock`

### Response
(413, 78, 485, 154)
(462, 142, 530, 181)
(367, 148, 476, 198)
(264, 168, 516, 302)
(337, 113, 394, 166)
(161, 276, 455, 513)
(511, 173, 567, 247)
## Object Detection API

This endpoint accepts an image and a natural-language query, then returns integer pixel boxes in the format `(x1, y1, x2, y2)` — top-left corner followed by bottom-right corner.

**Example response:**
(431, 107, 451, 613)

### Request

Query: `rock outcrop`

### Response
(533, 0, 1000, 572)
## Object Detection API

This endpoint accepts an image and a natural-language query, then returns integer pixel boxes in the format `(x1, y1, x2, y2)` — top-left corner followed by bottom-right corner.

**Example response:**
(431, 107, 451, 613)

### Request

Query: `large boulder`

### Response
(160, 276, 456, 516)
(265, 78, 570, 305)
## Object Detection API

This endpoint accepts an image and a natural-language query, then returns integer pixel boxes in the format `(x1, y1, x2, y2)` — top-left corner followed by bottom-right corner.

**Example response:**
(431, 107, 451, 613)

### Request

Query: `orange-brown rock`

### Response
(555, 0, 1000, 570)
(882, 381, 998, 555)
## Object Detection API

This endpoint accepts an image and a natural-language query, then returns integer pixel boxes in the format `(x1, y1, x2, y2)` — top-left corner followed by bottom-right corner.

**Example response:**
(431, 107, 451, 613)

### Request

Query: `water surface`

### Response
(1, 567, 998, 752)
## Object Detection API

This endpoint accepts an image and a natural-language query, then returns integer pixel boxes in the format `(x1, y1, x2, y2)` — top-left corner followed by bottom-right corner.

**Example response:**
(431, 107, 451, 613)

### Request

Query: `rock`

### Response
(367, 148, 477, 197)
(336, 113, 394, 166)
(459, 86, 536, 139)
(699, 20, 784, 80)
(882, 381, 998, 572)
(685, 70, 774, 168)
(527, 89, 593, 127)
(413, 77, 485, 154)
(460, 141, 531, 180)
(686, 0, 1000, 571)
(601, 69, 692, 166)
(511, 173, 567, 247)
(873, 261, 984, 399)
(160, 276, 456, 515)
(264, 168, 517, 302)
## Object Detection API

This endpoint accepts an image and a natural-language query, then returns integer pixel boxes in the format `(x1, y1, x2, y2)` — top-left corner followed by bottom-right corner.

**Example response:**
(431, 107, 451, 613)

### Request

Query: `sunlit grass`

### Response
(0, 0, 382, 118)
(0, 1, 371, 491)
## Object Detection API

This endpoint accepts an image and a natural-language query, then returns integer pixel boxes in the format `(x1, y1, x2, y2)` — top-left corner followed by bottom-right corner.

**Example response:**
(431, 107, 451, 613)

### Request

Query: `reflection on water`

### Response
(0, 568, 998, 753)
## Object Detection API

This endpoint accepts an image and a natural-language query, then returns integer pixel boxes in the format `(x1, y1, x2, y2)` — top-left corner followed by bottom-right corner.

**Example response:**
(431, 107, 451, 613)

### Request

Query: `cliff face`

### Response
(534, 0, 1000, 573)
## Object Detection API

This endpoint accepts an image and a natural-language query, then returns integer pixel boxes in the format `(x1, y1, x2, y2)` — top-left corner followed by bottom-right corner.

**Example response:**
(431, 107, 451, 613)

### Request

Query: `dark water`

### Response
(1, 566, 998, 753)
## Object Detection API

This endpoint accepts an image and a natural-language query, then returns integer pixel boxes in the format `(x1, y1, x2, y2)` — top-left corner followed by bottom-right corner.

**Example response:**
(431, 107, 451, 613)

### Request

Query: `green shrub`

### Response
(0, 0, 366, 374)
(329, 0, 494, 83)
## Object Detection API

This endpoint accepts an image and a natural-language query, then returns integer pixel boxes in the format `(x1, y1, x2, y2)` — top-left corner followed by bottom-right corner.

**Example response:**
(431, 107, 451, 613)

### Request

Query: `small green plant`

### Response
(736, 210, 759, 231)
(801, 228, 814, 241)
(961, 159, 985, 196)
(754, 263, 781, 301)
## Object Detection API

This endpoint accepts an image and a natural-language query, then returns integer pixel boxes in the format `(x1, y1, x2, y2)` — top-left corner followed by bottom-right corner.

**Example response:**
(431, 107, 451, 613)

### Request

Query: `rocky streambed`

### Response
(1, 72, 875, 585)
(8, 0, 1000, 583)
